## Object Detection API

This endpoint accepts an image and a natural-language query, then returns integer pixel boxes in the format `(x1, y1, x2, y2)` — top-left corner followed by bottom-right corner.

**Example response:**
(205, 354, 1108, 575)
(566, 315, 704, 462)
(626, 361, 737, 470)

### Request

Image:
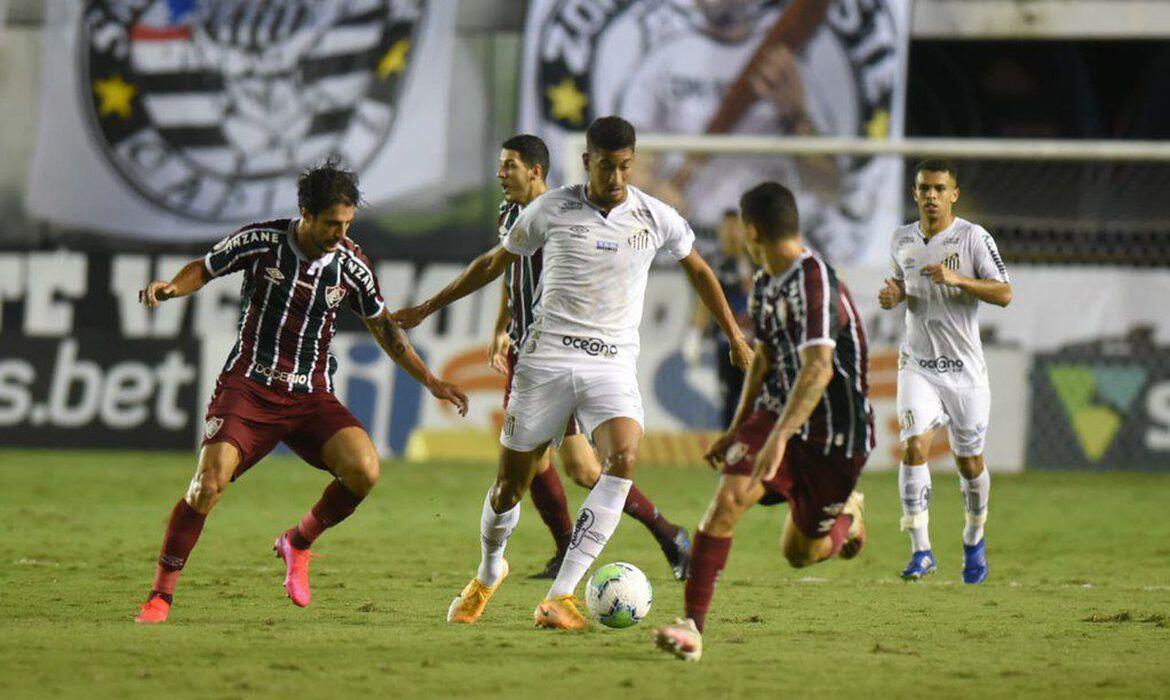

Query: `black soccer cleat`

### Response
(528, 554, 564, 579)
(662, 526, 692, 581)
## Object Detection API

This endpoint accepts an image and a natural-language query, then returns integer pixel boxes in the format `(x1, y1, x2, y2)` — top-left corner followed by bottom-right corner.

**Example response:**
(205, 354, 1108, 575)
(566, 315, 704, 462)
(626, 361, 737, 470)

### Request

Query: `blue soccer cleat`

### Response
(900, 549, 938, 580)
(962, 540, 988, 584)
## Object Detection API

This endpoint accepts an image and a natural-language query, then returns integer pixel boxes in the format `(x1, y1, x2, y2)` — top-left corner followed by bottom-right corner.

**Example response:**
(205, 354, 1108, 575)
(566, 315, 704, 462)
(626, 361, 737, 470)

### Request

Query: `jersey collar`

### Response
(288, 219, 337, 274)
(916, 217, 959, 244)
(578, 184, 633, 218)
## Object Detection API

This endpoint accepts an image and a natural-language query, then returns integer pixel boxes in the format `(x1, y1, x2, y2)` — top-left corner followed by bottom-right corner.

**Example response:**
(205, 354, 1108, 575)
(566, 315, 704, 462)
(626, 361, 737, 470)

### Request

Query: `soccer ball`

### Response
(585, 562, 653, 628)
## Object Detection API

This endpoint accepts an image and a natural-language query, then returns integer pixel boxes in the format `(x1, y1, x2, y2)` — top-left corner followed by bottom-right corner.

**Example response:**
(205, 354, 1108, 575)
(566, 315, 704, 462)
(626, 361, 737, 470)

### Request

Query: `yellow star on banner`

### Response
(377, 39, 411, 80)
(866, 108, 891, 139)
(93, 74, 136, 119)
(546, 78, 589, 125)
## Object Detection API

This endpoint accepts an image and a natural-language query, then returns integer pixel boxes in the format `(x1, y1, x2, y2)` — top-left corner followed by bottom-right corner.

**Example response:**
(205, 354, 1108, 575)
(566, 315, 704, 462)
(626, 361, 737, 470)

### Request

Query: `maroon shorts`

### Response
(721, 409, 867, 539)
(201, 373, 365, 480)
(504, 347, 580, 438)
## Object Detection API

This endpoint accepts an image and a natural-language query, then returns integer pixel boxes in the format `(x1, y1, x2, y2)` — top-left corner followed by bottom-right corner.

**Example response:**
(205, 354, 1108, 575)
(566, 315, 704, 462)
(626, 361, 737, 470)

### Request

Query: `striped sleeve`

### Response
(203, 226, 280, 277)
(341, 246, 385, 319)
(972, 228, 1009, 282)
(798, 257, 839, 351)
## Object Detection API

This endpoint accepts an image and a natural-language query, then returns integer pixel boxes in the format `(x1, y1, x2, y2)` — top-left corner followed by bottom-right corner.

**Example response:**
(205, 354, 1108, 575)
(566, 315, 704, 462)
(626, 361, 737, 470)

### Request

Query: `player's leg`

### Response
(557, 425, 692, 580)
(943, 384, 992, 583)
(776, 440, 868, 568)
(448, 443, 548, 623)
(286, 426, 380, 550)
(527, 447, 573, 579)
(896, 369, 946, 580)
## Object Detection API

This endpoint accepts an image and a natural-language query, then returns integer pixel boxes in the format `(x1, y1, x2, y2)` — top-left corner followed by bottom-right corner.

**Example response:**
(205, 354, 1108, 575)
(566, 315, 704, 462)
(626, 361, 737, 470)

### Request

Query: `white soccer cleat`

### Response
(653, 617, 703, 662)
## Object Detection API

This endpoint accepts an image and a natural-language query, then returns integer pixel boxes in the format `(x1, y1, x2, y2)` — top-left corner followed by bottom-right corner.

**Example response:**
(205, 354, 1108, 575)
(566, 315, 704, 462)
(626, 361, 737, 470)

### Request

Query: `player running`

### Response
(654, 182, 874, 661)
(133, 163, 468, 624)
(879, 160, 1012, 584)
(487, 134, 692, 583)
(395, 116, 751, 629)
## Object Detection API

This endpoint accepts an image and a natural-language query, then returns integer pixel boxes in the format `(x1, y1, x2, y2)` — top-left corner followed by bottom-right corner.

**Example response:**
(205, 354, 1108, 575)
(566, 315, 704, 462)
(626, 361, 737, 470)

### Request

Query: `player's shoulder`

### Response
(954, 217, 996, 243)
(523, 185, 583, 219)
(627, 185, 686, 225)
(800, 250, 837, 279)
(210, 218, 290, 253)
(891, 222, 920, 245)
(336, 238, 375, 269)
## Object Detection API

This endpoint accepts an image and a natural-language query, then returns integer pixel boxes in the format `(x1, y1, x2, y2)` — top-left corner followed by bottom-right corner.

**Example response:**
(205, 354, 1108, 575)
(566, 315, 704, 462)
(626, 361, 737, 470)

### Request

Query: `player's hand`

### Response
(729, 335, 754, 372)
(428, 378, 469, 417)
(488, 331, 511, 375)
(139, 281, 177, 308)
(747, 44, 808, 128)
(750, 428, 787, 489)
(922, 264, 960, 287)
(703, 431, 736, 470)
(878, 278, 904, 309)
(393, 302, 432, 330)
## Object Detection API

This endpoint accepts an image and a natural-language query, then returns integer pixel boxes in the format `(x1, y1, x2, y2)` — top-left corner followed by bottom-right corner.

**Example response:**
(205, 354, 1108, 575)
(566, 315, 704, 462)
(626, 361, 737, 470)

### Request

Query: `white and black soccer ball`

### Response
(585, 562, 653, 629)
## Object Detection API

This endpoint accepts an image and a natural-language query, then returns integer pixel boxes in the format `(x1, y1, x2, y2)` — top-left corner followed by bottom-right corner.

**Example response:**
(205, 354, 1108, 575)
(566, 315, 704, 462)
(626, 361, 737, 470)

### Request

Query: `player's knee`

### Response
(564, 457, 600, 488)
(491, 478, 525, 512)
(956, 455, 984, 480)
(705, 488, 749, 534)
(603, 446, 638, 478)
(185, 467, 228, 513)
(903, 438, 928, 465)
(344, 451, 381, 494)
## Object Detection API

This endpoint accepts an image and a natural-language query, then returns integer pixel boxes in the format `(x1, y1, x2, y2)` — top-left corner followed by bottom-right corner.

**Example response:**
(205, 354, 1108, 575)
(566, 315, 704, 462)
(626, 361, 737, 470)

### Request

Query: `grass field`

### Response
(2, 449, 1169, 699)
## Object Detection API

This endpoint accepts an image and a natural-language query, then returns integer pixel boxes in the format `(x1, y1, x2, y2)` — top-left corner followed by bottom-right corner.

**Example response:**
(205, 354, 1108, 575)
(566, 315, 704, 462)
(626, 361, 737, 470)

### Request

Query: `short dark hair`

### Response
(297, 159, 361, 216)
(586, 115, 636, 152)
(739, 182, 799, 241)
(915, 159, 959, 185)
(501, 134, 550, 178)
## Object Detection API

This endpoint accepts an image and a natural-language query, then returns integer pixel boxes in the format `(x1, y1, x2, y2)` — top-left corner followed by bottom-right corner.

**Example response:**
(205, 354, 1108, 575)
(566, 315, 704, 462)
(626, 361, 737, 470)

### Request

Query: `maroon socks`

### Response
(528, 466, 573, 557)
(291, 479, 365, 550)
(623, 486, 681, 546)
(684, 531, 733, 633)
(150, 499, 207, 601)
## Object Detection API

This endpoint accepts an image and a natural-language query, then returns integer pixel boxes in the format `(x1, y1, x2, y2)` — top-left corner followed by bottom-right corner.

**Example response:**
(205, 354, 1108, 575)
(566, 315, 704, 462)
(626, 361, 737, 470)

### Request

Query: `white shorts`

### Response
(896, 369, 990, 457)
(500, 358, 644, 452)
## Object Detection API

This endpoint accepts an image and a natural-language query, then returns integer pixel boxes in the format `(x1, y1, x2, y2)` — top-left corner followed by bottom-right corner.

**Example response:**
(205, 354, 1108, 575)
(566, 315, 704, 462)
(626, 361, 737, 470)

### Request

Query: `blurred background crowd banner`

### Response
(0, 0, 1168, 472)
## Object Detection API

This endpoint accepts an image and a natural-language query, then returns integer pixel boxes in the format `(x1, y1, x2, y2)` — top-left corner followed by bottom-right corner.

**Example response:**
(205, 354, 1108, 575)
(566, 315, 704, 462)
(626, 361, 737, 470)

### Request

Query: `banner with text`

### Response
(26, 0, 454, 241)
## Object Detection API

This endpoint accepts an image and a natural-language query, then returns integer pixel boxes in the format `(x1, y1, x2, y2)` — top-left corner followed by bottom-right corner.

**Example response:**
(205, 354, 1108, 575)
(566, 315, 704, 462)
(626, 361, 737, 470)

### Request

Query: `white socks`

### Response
(898, 462, 932, 553)
(547, 473, 632, 599)
(477, 489, 520, 586)
(961, 468, 990, 546)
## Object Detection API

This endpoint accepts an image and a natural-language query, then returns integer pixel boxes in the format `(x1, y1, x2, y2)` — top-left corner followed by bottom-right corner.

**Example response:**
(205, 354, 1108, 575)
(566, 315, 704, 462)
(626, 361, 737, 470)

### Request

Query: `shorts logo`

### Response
(917, 356, 964, 373)
(900, 410, 915, 429)
(204, 416, 223, 440)
(264, 267, 286, 285)
(325, 284, 347, 308)
(562, 335, 618, 357)
(503, 414, 516, 438)
(80, 2, 423, 223)
(724, 441, 748, 466)
(628, 228, 652, 250)
(596, 240, 619, 252)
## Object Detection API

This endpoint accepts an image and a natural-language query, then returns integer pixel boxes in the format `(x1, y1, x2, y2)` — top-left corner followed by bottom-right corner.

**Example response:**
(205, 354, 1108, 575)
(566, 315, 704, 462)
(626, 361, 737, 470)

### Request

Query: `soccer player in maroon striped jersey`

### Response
(133, 162, 468, 624)
(480, 134, 691, 588)
(655, 182, 874, 661)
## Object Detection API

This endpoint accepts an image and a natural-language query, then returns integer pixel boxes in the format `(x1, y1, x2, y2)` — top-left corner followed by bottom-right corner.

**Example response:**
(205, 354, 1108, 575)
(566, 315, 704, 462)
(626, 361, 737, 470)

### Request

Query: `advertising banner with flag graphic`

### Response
(26, 0, 454, 241)
(518, 0, 912, 266)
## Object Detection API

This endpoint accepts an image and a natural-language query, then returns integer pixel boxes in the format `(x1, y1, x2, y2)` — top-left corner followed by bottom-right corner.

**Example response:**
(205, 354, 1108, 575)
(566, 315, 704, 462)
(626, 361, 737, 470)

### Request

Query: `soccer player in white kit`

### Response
(395, 116, 752, 628)
(879, 160, 1012, 584)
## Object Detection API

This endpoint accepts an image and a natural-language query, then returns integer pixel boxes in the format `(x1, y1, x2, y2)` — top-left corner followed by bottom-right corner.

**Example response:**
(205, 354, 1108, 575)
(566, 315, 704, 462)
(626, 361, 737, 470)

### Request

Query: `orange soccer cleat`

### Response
(134, 596, 171, 624)
(447, 560, 509, 624)
(533, 594, 590, 630)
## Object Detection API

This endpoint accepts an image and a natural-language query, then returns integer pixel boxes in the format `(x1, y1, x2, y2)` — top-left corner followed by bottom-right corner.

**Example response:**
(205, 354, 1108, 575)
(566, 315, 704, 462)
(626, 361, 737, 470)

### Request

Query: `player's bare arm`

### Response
(921, 264, 1013, 307)
(878, 277, 906, 309)
(678, 250, 753, 370)
(488, 279, 512, 375)
(138, 259, 212, 308)
(363, 310, 469, 416)
(394, 245, 518, 329)
(750, 343, 834, 487)
(704, 342, 770, 469)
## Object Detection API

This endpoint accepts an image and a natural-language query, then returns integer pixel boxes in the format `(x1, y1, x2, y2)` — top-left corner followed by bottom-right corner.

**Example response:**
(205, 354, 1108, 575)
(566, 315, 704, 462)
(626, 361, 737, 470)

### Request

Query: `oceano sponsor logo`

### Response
(253, 363, 310, 386)
(562, 335, 618, 357)
(917, 356, 965, 373)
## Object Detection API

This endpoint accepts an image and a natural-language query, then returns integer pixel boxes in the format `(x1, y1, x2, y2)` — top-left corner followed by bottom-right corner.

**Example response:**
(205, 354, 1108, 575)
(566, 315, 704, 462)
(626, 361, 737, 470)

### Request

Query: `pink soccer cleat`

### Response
(653, 618, 703, 661)
(135, 596, 171, 624)
(274, 530, 317, 607)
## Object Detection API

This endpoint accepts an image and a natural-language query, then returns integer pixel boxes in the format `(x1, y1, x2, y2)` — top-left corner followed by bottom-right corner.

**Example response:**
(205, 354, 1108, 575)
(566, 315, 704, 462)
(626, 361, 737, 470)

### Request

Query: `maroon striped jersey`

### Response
(750, 250, 875, 458)
(203, 219, 385, 394)
(497, 200, 541, 346)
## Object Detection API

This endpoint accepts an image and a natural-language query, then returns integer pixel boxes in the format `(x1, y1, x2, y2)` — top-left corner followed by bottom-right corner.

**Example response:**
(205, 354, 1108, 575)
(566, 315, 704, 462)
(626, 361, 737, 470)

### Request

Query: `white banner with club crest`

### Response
(27, 0, 454, 241)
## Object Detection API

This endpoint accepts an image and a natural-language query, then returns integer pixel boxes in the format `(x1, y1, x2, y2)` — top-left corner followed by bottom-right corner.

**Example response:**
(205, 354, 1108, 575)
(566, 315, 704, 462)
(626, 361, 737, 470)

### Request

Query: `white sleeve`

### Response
(971, 228, 1009, 282)
(660, 206, 695, 260)
(502, 200, 547, 256)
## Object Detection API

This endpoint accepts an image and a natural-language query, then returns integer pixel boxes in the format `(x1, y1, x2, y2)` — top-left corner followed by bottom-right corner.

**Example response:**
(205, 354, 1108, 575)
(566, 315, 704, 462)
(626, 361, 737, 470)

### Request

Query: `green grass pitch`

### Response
(1, 449, 1168, 698)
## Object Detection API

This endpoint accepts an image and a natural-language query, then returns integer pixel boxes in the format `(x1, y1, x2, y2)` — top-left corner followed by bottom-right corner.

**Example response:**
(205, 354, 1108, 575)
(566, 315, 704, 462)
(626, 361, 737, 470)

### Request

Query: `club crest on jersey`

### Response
(628, 227, 652, 250)
(80, 1, 424, 224)
(724, 441, 748, 465)
(204, 416, 223, 440)
(325, 284, 347, 308)
(264, 267, 285, 284)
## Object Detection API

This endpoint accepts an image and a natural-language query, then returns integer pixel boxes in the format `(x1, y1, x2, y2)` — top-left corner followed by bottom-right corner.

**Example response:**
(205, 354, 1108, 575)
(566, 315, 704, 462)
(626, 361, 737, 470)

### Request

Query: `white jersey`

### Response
(889, 217, 1009, 387)
(503, 184, 694, 366)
